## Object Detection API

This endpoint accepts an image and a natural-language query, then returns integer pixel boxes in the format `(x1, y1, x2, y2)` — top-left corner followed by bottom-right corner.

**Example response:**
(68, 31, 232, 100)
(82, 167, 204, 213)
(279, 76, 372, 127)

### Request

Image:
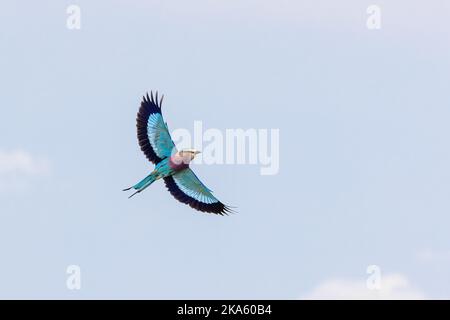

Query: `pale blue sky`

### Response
(0, 0, 450, 299)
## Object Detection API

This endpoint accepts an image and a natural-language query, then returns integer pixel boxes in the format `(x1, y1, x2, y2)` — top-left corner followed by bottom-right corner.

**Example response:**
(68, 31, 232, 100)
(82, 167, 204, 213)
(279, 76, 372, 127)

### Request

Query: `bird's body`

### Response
(126, 152, 192, 196)
(124, 91, 233, 215)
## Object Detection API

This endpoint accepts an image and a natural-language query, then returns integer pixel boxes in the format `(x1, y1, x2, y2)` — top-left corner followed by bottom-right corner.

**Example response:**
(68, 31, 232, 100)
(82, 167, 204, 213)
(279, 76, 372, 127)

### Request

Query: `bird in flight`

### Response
(123, 91, 233, 215)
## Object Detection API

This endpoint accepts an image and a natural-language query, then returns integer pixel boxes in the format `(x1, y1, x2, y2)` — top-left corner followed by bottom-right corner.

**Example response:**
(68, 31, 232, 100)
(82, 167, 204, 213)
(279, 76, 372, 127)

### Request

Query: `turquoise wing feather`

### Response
(137, 92, 176, 163)
(164, 168, 233, 215)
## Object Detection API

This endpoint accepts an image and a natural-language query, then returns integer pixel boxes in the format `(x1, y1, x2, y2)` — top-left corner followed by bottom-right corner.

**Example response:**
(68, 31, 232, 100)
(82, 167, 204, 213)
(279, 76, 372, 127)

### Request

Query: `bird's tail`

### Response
(123, 172, 157, 198)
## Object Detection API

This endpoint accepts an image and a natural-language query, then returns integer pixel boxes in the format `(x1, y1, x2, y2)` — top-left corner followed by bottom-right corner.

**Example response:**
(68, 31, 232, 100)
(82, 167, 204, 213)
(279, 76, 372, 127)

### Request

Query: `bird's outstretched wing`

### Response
(137, 91, 176, 164)
(164, 169, 233, 215)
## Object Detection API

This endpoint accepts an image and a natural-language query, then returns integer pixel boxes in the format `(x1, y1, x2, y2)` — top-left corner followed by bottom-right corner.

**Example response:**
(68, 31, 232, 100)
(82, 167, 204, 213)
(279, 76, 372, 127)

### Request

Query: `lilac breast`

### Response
(169, 156, 189, 171)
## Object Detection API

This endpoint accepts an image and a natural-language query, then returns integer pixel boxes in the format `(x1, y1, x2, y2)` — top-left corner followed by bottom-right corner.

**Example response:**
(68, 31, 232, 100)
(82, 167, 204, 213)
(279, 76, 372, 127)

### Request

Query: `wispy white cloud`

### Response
(302, 274, 425, 300)
(0, 149, 50, 176)
(0, 149, 50, 191)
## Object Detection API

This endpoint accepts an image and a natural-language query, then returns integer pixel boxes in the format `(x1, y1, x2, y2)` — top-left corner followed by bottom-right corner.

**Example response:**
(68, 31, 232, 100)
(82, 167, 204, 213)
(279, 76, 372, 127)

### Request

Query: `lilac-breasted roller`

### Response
(123, 91, 233, 215)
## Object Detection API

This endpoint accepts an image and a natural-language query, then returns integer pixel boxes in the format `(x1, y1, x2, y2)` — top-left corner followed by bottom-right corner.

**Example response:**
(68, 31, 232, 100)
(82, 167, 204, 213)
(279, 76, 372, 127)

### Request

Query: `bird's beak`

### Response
(195, 151, 201, 154)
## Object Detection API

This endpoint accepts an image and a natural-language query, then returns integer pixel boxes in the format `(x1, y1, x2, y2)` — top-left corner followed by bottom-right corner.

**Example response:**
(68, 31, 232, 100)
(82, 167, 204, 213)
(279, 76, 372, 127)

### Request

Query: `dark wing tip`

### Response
(142, 90, 164, 109)
(222, 204, 237, 215)
(163, 176, 234, 216)
(207, 202, 236, 216)
(188, 201, 233, 216)
(215, 203, 236, 216)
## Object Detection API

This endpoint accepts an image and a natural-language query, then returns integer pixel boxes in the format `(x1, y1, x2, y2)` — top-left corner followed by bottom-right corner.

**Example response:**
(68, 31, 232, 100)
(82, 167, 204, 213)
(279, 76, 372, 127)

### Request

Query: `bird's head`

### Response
(179, 149, 201, 162)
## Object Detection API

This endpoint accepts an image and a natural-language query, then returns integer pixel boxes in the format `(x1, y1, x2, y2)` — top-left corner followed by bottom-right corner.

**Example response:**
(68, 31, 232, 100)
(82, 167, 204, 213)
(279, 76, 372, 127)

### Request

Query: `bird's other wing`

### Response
(164, 168, 233, 215)
(136, 91, 176, 164)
